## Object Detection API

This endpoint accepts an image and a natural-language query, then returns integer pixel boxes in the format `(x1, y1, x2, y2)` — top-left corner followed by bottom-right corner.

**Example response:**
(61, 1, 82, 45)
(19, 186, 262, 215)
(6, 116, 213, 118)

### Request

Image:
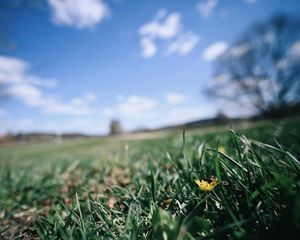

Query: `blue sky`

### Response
(0, 0, 299, 134)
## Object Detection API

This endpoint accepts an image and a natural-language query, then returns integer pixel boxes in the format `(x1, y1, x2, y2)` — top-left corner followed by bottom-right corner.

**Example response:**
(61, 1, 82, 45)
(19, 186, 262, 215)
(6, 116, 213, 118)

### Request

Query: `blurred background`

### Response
(0, 0, 299, 142)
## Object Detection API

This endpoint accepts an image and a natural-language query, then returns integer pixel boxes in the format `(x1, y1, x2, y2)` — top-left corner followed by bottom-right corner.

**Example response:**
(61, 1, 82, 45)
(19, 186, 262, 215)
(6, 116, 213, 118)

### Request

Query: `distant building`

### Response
(110, 120, 122, 135)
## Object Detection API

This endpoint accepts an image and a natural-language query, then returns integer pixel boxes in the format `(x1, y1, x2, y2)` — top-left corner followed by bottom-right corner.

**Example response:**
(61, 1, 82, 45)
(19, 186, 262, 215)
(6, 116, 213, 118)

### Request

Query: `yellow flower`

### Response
(218, 146, 226, 154)
(195, 179, 218, 191)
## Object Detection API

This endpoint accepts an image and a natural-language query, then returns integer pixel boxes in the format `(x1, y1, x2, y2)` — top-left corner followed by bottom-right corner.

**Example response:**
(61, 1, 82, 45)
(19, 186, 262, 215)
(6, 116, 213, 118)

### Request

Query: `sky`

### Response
(0, 0, 299, 135)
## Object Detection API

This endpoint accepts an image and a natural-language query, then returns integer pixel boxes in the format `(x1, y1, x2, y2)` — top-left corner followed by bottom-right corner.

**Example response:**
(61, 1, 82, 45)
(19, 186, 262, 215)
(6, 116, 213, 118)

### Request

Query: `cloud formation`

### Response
(102, 95, 157, 118)
(167, 32, 199, 55)
(139, 9, 198, 58)
(228, 44, 251, 57)
(202, 41, 228, 61)
(101, 94, 216, 131)
(139, 10, 181, 39)
(164, 92, 186, 104)
(48, 0, 110, 29)
(289, 40, 300, 58)
(0, 55, 95, 115)
(140, 37, 157, 58)
(197, 0, 218, 18)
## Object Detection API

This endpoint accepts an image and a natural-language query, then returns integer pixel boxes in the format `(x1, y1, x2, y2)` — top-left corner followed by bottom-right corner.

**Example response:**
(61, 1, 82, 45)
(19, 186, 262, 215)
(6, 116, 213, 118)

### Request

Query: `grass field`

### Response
(1, 118, 300, 239)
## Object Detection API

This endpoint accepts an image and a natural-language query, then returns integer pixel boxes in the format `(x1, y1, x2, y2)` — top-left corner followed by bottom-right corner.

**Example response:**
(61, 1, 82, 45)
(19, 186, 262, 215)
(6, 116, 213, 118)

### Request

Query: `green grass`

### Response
(0, 118, 300, 239)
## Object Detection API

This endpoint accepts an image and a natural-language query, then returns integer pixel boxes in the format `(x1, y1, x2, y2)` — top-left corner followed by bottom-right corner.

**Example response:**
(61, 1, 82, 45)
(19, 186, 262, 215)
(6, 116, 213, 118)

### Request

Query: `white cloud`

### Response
(0, 55, 28, 84)
(5, 83, 42, 105)
(42, 99, 93, 115)
(102, 95, 158, 118)
(276, 59, 289, 69)
(85, 92, 97, 101)
(118, 95, 157, 117)
(140, 37, 157, 58)
(139, 9, 200, 58)
(101, 95, 157, 118)
(203, 42, 251, 61)
(4, 83, 93, 116)
(0, 55, 58, 87)
(228, 43, 251, 57)
(197, 0, 218, 18)
(101, 107, 114, 117)
(0, 55, 94, 116)
(48, 0, 110, 29)
(289, 40, 300, 58)
(164, 93, 186, 104)
(139, 11, 181, 39)
(167, 32, 199, 55)
(27, 77, 58, 88)
(139, 10, 181, 58)
(202, 41, 228, 61)
(101, 95, 216, 131)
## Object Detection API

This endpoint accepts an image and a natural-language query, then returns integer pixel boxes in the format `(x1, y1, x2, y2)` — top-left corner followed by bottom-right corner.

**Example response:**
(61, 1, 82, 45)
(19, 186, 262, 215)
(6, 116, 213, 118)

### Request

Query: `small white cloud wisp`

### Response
(202, 41, 228, 61)
(167, 32, 199, 56)
(140, 37, 158, 58)
(139, 11, 182, 40)
(48, 0, 110, 29)
(102, 95, 157, 118)
(0, 55, 95, 116)
(197, 0, 218, 19)
(164, 93, 186, 104)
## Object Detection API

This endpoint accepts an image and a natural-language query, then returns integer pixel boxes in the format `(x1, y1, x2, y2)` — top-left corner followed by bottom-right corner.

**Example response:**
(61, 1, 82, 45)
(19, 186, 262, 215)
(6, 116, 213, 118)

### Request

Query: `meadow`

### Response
(0, 118, 300, 239)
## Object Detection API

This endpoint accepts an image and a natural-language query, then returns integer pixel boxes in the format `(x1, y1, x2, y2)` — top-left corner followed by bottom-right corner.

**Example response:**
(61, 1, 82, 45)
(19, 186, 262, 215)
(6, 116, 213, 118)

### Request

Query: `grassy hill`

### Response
(0, 117, 300, 239)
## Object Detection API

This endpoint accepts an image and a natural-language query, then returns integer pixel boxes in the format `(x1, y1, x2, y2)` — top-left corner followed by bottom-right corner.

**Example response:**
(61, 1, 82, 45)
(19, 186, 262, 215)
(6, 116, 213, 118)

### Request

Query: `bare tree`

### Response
(207, 14, 300, 117)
